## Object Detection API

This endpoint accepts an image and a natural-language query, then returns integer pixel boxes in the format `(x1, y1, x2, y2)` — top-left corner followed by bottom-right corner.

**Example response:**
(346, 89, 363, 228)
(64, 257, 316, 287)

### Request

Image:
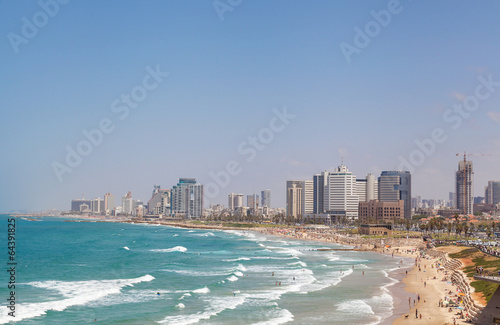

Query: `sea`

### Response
(0, 215, 414, 324)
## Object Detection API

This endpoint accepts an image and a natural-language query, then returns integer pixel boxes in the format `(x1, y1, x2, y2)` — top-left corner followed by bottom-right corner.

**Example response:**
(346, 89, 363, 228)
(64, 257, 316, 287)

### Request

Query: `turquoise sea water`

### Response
(0, 216, 413, 324)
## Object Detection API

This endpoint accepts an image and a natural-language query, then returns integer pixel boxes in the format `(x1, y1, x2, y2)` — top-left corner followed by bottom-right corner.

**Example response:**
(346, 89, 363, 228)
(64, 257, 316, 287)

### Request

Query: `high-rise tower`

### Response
(456, 161, 473, 215)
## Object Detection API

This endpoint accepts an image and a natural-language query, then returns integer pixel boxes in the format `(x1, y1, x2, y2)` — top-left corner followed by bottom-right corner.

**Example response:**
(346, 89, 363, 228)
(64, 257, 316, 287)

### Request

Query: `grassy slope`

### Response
(449, 247, 500, 303)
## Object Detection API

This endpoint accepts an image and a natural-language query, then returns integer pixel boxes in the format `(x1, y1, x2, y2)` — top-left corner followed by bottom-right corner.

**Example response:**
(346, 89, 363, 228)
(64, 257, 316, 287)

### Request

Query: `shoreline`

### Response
(18, 216, 479, 324)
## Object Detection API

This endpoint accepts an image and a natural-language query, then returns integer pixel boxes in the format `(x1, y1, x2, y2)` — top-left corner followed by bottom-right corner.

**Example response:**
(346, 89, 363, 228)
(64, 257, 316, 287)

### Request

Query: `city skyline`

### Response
(1, 1, 500, 212)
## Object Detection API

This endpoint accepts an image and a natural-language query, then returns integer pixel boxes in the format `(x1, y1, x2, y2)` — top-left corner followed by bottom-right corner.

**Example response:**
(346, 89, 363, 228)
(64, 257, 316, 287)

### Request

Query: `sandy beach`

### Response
(251, 225, 482, 325)
(391, 247, 470, 325)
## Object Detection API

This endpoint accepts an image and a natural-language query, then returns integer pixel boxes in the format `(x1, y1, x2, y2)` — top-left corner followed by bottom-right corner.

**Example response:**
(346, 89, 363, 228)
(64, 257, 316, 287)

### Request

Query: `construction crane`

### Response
(455, 152, 491, 215)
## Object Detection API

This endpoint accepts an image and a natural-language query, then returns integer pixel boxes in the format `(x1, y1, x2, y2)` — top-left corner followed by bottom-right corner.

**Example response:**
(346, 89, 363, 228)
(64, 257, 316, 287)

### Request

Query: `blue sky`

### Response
(1, 0, 499, 211)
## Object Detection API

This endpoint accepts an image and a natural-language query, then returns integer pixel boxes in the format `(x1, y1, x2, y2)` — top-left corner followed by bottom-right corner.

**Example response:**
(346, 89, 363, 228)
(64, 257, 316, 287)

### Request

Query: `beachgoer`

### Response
(415, 309, 418, 318)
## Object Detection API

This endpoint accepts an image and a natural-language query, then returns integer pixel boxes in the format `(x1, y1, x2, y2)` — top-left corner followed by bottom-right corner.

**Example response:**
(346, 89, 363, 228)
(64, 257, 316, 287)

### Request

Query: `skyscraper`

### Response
(247, 194, 259, 214)
(228, 193, 244, 211)
(287, 180, 314, 218)
(148, 186, 171, 215)
(378, 171, 411, 219)
(356, 173, 378, 202)
(171, 178, 204, 218)
(286, 181, 303, 218)
(313, 171, 328, 214)
(261, 189, 271, 208)
(71, 195, 91, 212)
(301, 180, 314, 215)
(456, 161, 473, 215)
(485, 181, 500, 206)
(91, 198, 104, 213)
(104, 193, 116, 214)
(324, 164, 358, 219)
(122, 191, 135, 215)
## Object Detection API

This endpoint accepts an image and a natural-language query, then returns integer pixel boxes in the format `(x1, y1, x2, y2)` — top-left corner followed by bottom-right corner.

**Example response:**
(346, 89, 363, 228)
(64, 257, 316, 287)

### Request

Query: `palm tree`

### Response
(463, 222, 469, 239)
(487, 226, 492, 239)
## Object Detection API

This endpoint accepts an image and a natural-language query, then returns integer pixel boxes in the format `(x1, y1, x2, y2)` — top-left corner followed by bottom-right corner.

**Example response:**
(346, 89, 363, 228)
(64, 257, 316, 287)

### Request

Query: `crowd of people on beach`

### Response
(256, 226, 424, 250)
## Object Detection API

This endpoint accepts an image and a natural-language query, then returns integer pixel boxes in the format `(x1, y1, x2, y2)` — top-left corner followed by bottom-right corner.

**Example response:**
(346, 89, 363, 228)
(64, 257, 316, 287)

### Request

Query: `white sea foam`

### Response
(175, 303, 185, 309)
(337, 299, 376, 315)
(340, 258, 369, 263)
(192, 286, 210, 294)
(170, 269, 218, 276)
(179, 293, 191, 300)
(223, 257, 251, 262)
(237, 264, 247, 272)
(123, 246, 130, 250)
(173, 234, 179, 237)
(195, 232, 215, 237)
(296, 268, 352, 294)
(253, 308, 294, 325)
(368, 291, 393, 321)
(277, 248, 303, 256)
(261, 245, 303, 256)
(0, 275, 155, 323)
(224, 229, 259, 240)
(227, 275, 239, 282)
(365, 268, 399, 322)
(158, 295, 246, 324)
(252, 256, 299, 260)
(288, 261, 307, 267)
(88, 288, 170, 308)
(150, 246, 187, 253)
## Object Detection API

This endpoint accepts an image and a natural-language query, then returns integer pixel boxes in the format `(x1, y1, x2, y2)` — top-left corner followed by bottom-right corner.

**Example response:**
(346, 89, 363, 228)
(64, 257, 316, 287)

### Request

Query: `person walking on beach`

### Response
(415, 309, 418, 319)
